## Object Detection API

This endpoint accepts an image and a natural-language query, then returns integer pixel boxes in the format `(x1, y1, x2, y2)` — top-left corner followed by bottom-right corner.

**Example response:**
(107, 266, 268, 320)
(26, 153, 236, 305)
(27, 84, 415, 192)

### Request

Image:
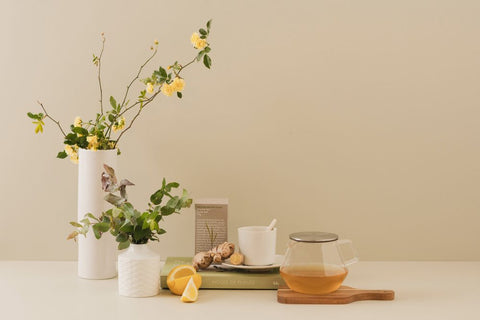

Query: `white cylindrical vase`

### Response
(118, 244, 161, 297)
(77, 148, 118, 279)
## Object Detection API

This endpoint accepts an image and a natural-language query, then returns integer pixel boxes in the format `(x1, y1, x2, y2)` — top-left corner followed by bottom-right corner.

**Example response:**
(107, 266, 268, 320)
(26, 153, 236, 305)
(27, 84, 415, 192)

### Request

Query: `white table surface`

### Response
(1, 261, 479, 320)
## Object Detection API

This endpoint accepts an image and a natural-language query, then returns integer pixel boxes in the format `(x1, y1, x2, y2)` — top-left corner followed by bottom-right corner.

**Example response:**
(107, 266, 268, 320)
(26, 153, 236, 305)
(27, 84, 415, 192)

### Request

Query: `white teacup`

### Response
(238, 226, 277, 266)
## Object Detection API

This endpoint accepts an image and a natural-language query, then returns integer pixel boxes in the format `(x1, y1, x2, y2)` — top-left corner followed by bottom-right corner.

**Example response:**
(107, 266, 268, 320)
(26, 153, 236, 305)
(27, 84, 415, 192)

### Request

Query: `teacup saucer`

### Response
(220, 254, 284, 271)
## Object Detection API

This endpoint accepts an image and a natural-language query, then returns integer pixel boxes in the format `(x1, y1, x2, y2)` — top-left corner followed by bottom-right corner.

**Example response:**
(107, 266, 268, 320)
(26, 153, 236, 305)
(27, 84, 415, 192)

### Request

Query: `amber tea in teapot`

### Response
(280, 232, 358, 295)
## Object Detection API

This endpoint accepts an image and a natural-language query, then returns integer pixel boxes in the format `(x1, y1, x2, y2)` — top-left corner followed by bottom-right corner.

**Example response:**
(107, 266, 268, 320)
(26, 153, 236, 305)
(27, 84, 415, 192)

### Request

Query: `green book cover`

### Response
(160, 257, 285, 290)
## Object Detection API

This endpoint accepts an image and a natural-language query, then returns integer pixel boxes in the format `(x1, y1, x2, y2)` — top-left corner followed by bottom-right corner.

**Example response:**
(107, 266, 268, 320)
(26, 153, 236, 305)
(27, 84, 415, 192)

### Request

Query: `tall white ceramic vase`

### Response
(77, 148, 118, 279)
(118, 244, 161, 297)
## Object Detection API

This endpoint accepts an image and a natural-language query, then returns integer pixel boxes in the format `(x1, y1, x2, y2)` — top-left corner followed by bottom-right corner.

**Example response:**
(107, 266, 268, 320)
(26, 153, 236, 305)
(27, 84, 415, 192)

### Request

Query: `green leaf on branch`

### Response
(110, 96, 117, 109)
(116, 233, 128, 243)
(57, 151, 68, 159)
(177, 92, 182, 99)
(96, 222, 110, 232)
(70, 222, 82, 228)
(199, 28, 207, 35)
(92, 225, 102, 239)
(203, 54, 212, 69)
(104, 193, 124, 206)
(72, 127, 88, 136)
(207, 19, 212, 29)
(161, 206, 175, 216)
(159, 67, 167, 79)
(196, 50, 205, 62)
(150, 190, 164, 205)
(118, 240, 130, 250)
(165, 182, 179, 192)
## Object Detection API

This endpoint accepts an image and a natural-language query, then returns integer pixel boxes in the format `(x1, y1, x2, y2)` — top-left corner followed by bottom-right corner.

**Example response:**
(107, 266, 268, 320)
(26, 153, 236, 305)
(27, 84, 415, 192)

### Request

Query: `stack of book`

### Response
(160, 257, 285, 290)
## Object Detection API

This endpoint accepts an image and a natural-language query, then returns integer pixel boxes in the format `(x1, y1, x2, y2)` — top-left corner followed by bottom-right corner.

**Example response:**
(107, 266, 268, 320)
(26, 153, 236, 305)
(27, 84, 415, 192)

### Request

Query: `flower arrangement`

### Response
(28, 20, 213, 164)
(68, 164, 192, 249)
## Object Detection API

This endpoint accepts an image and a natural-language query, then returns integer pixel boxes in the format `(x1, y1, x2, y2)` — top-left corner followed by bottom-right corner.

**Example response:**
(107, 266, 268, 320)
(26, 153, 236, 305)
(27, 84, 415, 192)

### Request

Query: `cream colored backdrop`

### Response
(1, 0, 479, 261)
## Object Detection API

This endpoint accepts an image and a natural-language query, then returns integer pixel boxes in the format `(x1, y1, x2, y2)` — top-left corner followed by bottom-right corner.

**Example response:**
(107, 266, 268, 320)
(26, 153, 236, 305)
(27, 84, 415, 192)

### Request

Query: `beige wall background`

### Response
(1, 0, 479, 261)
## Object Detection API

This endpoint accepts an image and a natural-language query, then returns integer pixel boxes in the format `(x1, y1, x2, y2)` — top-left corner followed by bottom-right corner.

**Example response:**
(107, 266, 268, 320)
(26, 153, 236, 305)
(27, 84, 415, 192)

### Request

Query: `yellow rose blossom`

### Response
(190, 33, 200, 46)
(70, 151, 79, 164)
(146, 82, 155, 94)
(161, 83, 175, 97)
(195, 38, 207, 50)
(113, 117, 126, 132)
(87, 135, 99, 151)
(65, 144, 75, 156)
(74, 117, 82, 127)
(171, 77, 185, 92)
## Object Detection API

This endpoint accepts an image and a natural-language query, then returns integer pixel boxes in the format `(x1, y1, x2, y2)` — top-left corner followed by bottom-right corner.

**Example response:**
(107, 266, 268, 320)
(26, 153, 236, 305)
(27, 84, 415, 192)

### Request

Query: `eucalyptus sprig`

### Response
(28, 20, 213, 164)
(68, 164, 192, 249)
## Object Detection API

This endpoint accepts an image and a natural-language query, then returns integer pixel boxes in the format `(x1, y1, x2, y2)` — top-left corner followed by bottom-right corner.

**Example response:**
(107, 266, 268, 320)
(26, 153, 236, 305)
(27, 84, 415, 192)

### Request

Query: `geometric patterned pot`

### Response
(118, 244, 161, 297)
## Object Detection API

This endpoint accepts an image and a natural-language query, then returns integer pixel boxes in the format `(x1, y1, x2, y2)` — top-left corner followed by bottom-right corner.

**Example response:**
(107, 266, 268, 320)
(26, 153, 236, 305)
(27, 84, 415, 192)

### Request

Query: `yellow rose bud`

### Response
(74, 117, 82, 127)
(171, 77, 185, 92)
(161, 83, 175, 97)
(154, 39, 159, 45)
(146, 82, 155, 94)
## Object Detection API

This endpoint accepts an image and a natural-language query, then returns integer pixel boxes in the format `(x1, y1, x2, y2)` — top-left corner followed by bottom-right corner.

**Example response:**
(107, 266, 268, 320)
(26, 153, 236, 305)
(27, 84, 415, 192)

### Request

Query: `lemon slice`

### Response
(180, 276, 199, 303)
(167, 265, 202, 295)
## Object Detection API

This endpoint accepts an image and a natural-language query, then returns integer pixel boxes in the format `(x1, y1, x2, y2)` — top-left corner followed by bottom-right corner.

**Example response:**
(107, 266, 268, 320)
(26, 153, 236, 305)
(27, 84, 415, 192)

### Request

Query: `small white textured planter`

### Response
(118, 244, 161, 297)
(77, 149, 118, 279)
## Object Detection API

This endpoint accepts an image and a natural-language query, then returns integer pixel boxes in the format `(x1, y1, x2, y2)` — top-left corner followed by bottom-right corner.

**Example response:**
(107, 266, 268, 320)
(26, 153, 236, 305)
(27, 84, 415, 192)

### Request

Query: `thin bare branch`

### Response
(120, 48, 158, 108)
(97, 34, 106, 115)
(37, 101, 67, 137)
(114, 91, 160, 148)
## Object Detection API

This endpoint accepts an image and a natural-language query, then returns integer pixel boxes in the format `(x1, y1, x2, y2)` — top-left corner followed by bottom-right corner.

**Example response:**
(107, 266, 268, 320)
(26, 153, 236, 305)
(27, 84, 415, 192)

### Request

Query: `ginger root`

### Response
(192, 242, 235, 270)
(229, 252, 244, 265)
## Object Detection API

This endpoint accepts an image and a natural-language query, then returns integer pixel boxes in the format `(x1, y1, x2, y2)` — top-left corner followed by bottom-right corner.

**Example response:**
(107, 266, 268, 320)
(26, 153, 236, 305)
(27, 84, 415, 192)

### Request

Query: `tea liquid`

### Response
(280, 264, 348, 295)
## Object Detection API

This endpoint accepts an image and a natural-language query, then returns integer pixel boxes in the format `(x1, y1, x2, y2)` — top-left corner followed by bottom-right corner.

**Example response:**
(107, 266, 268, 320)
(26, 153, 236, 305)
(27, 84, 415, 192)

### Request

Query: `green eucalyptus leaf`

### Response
(85, 213, 99, 221)
(116, 233, 128, 243)
(92, 225, 101, 239)
(166, 197, 179, 208)
(104, 193, 124, 206)
(165, 182, 179, 192)
(118, 240, 130, 250)
(150, 190, 164, 205)
(96, 222, 110, 232)
(161, 206, 175, 216)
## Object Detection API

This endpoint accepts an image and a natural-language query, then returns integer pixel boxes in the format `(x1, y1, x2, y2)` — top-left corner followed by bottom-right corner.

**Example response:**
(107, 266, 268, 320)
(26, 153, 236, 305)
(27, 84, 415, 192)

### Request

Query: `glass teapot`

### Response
(280, 232, 358, 295)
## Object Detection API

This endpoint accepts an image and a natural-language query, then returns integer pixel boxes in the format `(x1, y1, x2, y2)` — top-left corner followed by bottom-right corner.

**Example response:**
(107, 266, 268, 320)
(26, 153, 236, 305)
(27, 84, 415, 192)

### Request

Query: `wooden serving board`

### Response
(277, 285, 395, 304)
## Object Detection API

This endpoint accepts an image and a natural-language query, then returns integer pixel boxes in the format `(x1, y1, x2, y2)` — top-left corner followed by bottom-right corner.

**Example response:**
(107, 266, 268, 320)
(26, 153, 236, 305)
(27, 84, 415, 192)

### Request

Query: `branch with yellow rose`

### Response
(27, 19, 213, 163)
